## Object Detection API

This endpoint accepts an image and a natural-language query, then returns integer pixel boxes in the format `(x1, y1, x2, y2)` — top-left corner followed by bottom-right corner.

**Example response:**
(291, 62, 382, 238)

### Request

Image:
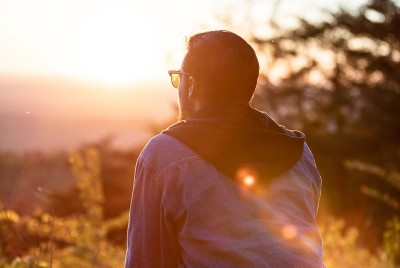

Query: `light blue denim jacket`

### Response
(125, 134, 325, 268)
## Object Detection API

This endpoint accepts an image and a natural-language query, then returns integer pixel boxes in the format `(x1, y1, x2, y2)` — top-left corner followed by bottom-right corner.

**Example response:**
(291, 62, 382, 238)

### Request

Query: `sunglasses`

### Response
(168, 70, 191, 88)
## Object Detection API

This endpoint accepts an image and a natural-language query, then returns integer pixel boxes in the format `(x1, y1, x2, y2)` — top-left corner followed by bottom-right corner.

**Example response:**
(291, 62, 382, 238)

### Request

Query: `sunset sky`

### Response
(0, 0, 367, 86)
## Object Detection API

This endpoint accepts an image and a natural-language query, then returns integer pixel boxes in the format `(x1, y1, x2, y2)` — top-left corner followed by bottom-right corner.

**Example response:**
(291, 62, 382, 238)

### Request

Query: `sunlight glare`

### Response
(281, 224, 297, 240)
(236, 166, 259, 189)
(243, 175, 255, 186)
(75, 9, 159, 86)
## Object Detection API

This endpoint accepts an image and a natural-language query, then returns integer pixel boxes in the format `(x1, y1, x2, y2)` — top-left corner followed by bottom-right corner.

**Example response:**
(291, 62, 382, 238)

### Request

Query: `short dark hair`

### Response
(185, 30, 259, 103)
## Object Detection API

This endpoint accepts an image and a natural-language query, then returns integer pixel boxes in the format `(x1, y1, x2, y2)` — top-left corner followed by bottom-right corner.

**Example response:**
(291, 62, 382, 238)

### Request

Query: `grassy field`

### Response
(1, 146, 399, 267)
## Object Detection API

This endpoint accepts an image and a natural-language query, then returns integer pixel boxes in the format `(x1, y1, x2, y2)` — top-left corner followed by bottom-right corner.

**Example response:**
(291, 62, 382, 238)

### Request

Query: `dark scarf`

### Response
(162, 104, 305, 185)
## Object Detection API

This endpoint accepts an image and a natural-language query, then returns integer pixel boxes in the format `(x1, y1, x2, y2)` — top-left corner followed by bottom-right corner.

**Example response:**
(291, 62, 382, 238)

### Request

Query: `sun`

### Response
(74, 9, 160, 86)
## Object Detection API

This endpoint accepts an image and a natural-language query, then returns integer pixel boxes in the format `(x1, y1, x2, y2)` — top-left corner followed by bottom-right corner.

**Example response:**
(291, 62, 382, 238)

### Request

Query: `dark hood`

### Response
(162, 104, 305, 185)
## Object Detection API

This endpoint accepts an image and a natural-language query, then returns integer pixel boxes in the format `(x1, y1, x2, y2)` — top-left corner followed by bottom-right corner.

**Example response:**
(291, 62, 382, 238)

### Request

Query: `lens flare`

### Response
(281, 224, 298, 240)
(236, 165, 259, 190)
(243, 175, 255, 186)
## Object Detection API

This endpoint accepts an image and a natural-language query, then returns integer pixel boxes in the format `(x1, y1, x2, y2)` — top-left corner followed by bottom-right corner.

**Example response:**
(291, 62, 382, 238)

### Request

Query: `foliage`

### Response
(0, 151, 73, 215)
(241, 0, 400, 248)
(382, 216, 400, 267)
(252, 0, 400, 138)
(321, 218, 382, 268)
(2, 209, 400, 267)
(345, 160, 400, 266)
(0, 148, 127, 267)
(0, 138, 138, 220)
(345, 160, 400, 213)
(1, 147, 400, 267)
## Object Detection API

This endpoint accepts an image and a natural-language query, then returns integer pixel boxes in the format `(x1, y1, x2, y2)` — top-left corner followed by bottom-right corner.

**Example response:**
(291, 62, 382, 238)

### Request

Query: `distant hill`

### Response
(0, 74, 177, 152)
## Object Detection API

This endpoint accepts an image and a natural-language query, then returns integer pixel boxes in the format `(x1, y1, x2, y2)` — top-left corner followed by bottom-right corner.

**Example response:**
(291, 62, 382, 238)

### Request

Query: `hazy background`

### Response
(1, 0, 399, 266)
(0, 0, 365, 153)
(0, 76, 176, 151)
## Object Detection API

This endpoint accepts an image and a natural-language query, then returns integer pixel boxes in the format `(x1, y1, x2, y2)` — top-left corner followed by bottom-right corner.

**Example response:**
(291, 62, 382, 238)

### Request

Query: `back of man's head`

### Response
(185, 30, 259, 104)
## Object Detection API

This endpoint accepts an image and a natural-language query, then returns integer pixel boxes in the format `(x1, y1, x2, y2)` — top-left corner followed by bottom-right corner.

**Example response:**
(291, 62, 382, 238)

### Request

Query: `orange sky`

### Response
(0, 0, 366, 86)
(0, 0, 368, 152)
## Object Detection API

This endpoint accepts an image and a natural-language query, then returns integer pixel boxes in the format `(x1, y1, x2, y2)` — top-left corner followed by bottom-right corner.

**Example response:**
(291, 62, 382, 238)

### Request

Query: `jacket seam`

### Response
(139, 154, 204, 185)
(154, 155, 203, 184)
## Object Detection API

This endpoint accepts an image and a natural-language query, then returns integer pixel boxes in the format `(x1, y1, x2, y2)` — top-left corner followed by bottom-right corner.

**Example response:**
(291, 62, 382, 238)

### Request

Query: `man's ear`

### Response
(188, 76, 197, 100)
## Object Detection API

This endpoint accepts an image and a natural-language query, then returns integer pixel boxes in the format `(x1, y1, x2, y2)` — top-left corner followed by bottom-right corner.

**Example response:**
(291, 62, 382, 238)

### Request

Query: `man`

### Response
(125, 30, 325, 267)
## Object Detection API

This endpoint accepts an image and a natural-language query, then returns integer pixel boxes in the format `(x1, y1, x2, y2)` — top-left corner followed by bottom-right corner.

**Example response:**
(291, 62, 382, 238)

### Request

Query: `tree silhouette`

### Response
(250, 0, 400, 248)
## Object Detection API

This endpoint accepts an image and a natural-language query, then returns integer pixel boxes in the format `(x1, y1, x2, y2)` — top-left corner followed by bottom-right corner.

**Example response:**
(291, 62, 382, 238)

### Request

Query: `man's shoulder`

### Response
(139, 133, 201, 171)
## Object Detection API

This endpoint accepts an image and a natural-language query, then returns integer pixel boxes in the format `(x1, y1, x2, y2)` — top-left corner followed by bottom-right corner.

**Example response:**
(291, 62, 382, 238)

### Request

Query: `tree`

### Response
(249, 0, 400, 248)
